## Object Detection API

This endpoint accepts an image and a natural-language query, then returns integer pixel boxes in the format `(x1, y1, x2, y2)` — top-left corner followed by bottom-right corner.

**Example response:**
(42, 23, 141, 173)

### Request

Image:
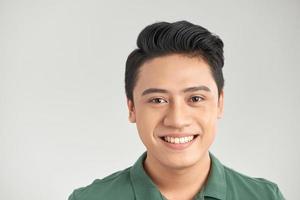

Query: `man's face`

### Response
(127, 54, 224, 169)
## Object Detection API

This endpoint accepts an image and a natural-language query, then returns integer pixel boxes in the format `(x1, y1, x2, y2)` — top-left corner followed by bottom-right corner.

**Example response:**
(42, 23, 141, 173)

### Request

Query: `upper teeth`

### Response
(163, 136, 194, 144)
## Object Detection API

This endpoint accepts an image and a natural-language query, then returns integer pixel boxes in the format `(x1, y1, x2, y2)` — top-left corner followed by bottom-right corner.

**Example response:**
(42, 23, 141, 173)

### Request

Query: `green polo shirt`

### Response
(68, 152, 285, 200)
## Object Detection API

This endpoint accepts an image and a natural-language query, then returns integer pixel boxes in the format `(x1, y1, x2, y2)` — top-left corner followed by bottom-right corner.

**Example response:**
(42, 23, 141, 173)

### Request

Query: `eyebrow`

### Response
(141, 86, 211, 96)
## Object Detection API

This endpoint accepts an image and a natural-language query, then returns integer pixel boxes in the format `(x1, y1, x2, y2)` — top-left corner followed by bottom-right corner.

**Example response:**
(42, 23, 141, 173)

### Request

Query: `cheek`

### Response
(135, 107, 163, 138)
(196, 105, 219, 132)
(196, 107, 218, 150)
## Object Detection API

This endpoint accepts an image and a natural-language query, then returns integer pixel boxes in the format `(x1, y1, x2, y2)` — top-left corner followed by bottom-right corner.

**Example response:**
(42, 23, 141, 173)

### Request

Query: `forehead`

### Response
(134, 54, 218, 95)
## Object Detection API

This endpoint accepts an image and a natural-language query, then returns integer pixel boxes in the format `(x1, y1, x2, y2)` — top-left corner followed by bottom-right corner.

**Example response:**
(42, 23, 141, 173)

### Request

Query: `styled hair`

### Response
(125, 20, 224, 102)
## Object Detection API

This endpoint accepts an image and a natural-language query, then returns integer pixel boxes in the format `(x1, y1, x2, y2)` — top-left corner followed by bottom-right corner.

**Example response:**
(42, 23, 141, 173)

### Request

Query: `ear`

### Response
(127, 99, 136, 123)
(217, 90, 224, 119)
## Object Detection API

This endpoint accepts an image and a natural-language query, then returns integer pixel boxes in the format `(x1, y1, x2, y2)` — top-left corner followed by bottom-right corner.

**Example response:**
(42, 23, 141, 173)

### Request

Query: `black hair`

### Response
(125, 20, 224, 102)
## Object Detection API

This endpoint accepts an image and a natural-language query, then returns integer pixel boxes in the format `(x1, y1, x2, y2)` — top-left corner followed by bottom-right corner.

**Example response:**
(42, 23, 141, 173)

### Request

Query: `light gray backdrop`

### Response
(1, 0, 299, 199)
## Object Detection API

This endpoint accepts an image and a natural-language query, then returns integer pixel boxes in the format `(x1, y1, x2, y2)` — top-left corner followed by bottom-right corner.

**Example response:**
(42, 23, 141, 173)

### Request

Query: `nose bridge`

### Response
(163, 97, 191, 128)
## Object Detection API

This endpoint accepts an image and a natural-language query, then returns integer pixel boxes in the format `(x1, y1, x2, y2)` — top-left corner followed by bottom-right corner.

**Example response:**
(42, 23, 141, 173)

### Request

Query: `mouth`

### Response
(159, 134, 199, 144)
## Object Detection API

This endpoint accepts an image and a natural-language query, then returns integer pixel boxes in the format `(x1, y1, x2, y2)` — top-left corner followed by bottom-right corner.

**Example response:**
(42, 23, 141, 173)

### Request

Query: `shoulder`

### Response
(68, 167, 134, 200)
(223, 166, 285, 199)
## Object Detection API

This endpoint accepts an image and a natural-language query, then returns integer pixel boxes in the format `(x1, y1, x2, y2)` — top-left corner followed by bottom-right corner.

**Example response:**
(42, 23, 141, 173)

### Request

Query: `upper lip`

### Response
(159, 133, 199, 138)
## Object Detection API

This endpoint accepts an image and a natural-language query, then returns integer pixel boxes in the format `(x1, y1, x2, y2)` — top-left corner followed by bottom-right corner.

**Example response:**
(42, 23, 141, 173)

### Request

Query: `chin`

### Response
(160, 152, 204, 170)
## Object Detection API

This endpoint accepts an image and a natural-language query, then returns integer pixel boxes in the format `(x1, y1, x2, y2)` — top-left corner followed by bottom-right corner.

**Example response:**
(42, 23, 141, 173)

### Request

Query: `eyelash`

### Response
(190, 96, 204, 103)
(148, 96, 204, 104)
(148, 97, 167, 104)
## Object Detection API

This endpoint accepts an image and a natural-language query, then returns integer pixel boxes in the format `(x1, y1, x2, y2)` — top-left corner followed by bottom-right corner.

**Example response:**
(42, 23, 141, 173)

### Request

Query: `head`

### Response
(125, 21, 225, 170)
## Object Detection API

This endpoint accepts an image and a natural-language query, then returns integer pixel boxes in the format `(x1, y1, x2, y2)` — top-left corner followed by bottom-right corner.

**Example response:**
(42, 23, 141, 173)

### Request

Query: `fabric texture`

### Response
(68, 152, 285, 200)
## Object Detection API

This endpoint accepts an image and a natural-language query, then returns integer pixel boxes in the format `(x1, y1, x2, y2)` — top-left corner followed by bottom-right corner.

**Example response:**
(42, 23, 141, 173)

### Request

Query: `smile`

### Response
(163, 135, 195, 144)
(159, 134, 199, 150)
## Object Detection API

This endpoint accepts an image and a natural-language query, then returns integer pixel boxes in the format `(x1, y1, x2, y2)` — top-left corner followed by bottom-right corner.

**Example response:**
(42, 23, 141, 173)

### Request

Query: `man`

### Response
(68, 20, 285, 200)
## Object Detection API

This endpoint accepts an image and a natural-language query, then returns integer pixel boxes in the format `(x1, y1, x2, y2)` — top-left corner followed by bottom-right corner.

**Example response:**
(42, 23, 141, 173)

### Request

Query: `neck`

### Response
(143, 152, 211, 200)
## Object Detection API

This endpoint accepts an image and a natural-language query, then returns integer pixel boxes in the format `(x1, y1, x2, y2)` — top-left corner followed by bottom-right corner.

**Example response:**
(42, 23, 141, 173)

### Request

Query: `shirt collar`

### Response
(130, 152, 164, 200)
(203, 152, 227, 199)
(130, 151, 227, 200)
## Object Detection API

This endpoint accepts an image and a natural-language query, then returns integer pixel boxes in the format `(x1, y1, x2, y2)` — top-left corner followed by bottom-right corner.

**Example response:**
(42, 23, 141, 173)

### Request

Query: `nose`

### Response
(163, 100, 192, 129)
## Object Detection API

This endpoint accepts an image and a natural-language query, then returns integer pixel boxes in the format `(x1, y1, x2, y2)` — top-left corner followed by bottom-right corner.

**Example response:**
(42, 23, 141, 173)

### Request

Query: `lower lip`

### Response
(160, 136, 198, 150)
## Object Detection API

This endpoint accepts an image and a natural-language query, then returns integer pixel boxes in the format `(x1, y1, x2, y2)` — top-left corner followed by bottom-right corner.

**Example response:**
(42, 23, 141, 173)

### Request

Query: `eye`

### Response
(190, 96, 204, 103)
(149, 97, 168, 104)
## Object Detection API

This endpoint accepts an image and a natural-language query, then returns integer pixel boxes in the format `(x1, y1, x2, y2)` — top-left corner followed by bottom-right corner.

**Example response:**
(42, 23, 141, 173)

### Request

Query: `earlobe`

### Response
(127, 99, 136, 123)
(129, 112, 136, 123)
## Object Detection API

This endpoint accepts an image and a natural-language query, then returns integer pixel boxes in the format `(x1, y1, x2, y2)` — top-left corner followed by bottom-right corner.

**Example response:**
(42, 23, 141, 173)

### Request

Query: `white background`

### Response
(1, 0, 299, 199)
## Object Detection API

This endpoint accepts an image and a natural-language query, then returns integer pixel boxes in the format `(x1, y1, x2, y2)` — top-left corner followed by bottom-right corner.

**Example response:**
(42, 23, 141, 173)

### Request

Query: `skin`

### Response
(127, 53, 224, 200)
